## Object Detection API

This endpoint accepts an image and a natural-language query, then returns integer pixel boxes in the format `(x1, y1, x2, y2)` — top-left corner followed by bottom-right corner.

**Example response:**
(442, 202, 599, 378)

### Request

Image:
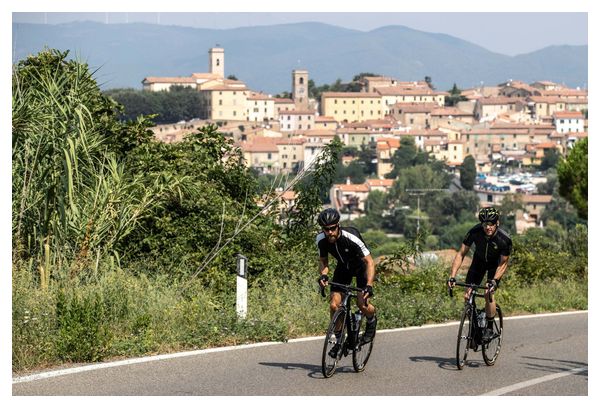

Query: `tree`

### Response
(540, 148, 560, 170)
(459, 155, 476, 190)
(557, 138, 587, 219)
(424, 76, 434, 90)
(445, 83, 468, 107)
(386, 136, 417, 178)
(227, 75, 238, 80)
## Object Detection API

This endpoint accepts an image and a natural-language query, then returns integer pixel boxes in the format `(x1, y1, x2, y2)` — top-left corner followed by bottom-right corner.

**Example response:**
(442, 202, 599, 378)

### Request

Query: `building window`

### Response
(299, 78, 304, 84)
(219, 100, 222, 105)
(267, 153, 272, 159)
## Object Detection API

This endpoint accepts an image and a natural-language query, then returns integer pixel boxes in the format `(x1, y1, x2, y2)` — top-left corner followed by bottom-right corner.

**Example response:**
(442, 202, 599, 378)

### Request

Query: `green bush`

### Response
(55, 289, 112, 362)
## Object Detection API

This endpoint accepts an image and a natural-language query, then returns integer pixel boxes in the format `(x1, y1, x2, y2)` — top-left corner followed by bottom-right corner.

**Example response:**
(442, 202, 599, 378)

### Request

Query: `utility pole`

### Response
(406, 188, 450, 252)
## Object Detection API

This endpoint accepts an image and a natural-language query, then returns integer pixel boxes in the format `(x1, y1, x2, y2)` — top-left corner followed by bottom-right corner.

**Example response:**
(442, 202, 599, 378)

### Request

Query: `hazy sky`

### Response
(12, 11, 588, 56)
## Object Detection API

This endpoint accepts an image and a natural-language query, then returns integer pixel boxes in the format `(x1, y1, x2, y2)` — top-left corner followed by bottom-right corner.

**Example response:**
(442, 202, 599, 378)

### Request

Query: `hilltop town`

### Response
(144, 47, 588, 234)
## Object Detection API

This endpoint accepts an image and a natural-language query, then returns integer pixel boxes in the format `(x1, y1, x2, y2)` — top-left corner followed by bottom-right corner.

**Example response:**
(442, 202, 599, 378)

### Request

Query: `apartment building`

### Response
(274, 98, 296, 115)
(377, 87, 447, 114)
(314, 116, 338, 130)
(474, 97, 526, 120)
(553, 111, 585, 133)
(239, 138, 280, 174)
(388, 102, 438, 128)
(276, 137, 306, 172)
(246, 92, 276, 122)
(199, 80, 249, 121)
(278, 109, 316, 132)
(430, 106, 475, 127)
(376, 137, 401, 178)
(320, 92, 383, 122)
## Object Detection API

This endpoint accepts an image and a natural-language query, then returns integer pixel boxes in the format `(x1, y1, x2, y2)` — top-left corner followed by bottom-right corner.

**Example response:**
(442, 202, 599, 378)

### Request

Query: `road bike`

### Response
(320, 282, 374, 378)
(448, 281, 503, 370)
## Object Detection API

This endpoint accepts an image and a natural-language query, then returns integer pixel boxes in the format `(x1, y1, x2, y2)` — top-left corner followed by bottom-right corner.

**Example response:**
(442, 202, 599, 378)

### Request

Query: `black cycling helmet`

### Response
(317, 208, 340, 227)
(478, 207, 500, 223)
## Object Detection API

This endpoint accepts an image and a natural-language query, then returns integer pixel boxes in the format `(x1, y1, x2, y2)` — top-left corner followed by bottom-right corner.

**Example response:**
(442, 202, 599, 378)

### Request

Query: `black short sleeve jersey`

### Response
(463, 223, 512, 266)
(316, 226, 370, 270)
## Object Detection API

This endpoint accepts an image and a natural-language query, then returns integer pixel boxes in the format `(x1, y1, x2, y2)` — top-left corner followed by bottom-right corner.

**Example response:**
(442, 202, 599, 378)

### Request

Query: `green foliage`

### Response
(12, 48, 168, 275)
(558, 138, 588, 219)
(386, 136, 418, 178)
(286, 138, 343, 240)
(445, 83, 468, 106)
(55, 288, 112, 362)
(459, 155, 476, 190)
(104, 86, 203, 124)
(509, 224, 587, 284)
(540, 148, 560, 171)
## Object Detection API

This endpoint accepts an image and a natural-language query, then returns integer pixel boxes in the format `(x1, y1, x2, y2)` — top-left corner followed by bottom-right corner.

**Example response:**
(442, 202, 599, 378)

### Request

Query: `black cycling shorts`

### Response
(332, 265, 367, 292)
(466, 264, 501, 287)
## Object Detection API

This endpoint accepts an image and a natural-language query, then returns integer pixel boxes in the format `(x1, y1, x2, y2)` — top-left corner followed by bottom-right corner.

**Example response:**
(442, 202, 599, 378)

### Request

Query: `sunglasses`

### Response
(482, 222, 496, 227)
(322, 224, 339, 232)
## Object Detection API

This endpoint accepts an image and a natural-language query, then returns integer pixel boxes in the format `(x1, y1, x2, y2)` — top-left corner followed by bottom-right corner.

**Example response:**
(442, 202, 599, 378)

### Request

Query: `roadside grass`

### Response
(12, 259, 587, 373)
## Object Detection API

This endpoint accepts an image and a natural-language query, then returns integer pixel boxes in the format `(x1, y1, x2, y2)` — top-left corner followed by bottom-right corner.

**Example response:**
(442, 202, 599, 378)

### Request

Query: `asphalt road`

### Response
(13, 311, 587, 396)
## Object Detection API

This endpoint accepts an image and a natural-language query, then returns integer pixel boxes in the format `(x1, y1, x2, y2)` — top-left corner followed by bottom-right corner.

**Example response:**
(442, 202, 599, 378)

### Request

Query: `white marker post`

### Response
(236, 254, 248, 319)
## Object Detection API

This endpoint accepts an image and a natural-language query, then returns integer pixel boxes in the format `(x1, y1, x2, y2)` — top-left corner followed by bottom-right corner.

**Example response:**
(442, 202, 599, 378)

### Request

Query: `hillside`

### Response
(12, 21, 588, 93)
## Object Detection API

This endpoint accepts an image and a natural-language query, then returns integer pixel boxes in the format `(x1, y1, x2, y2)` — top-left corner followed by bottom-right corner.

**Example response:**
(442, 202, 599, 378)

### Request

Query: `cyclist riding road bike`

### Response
(316, 208, 377, 358)
(447, 207, 512, 341)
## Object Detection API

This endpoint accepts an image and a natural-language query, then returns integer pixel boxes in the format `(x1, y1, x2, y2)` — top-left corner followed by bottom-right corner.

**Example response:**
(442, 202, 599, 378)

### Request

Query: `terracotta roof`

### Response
(535, 142, 557, 149)
(377, 138, 401, 149)
(275, 138, 306, 146)
(518, 194, 553, 204)
(478, 96, 523, 105)
(300, 129, 337, 137)
(241, 142, 278, 153)
(315, 116, 337, 122)
(279, 109, 317, 115)
(247, 93, 274, 101)
(191, 73, 222, 79)
(334, 183, 370, 193)
(366, 179, 394, 187)
(553, 110, 584, 119)
(528, 96, 572, 104)
(377, 87, 448, 96)
(143, 76, 196, 84)
(321, 92, 380, 98)
(431, 107, 473, 116)
(392, 102, 438, 113)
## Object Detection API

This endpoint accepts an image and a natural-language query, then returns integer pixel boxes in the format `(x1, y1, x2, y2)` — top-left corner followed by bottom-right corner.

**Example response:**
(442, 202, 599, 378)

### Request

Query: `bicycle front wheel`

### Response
(352, 316, 374, 372)
(456, 305, 472, 370)
(482, 305, 503, 366)
(322, 309, 346, 378)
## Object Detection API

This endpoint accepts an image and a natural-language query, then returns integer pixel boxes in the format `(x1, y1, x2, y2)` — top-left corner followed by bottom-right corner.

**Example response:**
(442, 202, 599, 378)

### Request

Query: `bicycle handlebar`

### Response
(319, 282, 370, 305)
(447, 281, 491, 298)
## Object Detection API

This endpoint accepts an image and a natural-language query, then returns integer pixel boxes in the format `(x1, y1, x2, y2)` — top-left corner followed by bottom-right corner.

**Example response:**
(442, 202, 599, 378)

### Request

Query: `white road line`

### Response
(481, 367, 588, 395)
(13, 310, 587, 384)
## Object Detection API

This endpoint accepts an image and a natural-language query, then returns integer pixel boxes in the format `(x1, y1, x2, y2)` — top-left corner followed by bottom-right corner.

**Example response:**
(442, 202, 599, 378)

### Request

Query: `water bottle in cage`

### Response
(477, 310, 486, 329)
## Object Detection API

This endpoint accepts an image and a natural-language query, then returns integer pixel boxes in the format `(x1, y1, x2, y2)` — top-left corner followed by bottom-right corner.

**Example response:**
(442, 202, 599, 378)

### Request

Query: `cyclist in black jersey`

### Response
(447, 207, 512, 340)
(316, 208, 377, 351)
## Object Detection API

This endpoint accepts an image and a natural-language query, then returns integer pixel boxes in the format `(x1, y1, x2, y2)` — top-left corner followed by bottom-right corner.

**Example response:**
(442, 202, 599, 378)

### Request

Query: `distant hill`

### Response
(12, 21, 588, 93)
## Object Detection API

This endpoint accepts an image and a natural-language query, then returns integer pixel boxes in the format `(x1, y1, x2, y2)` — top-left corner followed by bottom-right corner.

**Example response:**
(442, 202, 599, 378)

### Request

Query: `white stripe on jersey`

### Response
(341, 230, 370, 257)
(316, 232, 326, 246)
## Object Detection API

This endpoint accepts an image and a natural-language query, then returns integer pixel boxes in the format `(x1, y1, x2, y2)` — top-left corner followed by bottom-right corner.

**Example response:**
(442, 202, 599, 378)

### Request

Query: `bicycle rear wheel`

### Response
(352, 316, 374, 372)
(456, 305, 472, 370)
(482, 305, 503, 366)
(322, 309, 346, 378)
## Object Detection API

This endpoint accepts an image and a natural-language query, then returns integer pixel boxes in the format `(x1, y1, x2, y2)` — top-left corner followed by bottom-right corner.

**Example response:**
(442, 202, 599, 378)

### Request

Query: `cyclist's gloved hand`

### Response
(318, 274, 329, 287)
(447, 277, 456, 288)
(487, 279, 497, 293)
(363, 285, 374, 299)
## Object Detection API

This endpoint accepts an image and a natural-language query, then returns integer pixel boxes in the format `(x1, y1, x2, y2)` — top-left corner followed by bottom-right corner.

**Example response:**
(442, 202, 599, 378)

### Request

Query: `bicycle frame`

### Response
(322, 282, 362, 351)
